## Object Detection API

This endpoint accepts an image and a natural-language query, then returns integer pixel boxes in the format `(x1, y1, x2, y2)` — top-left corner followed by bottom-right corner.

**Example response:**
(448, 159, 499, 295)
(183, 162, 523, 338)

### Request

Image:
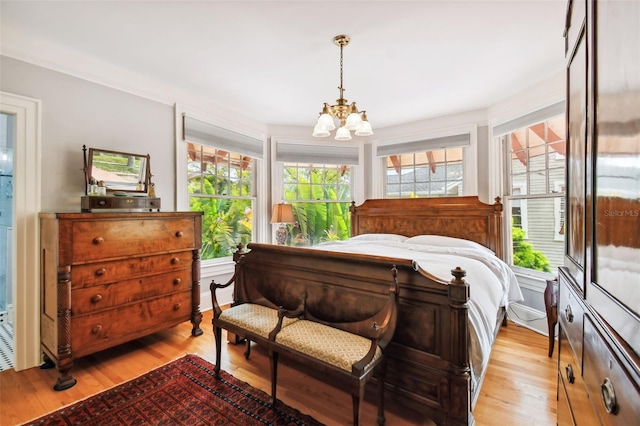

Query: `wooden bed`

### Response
(232, 196, 506, 425)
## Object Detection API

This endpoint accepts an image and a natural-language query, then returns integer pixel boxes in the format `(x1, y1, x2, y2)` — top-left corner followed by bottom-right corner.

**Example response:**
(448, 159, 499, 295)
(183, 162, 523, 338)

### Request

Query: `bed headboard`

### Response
(349, 196, 504, 259)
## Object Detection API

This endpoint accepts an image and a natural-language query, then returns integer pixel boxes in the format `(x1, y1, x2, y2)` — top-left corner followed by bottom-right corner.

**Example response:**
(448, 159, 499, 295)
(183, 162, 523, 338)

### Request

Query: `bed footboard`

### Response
(234, 243, 475, 425)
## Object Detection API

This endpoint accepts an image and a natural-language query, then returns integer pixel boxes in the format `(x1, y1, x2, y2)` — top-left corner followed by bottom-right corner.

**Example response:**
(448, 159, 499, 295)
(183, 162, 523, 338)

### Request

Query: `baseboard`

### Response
(506, 302, 550, 337)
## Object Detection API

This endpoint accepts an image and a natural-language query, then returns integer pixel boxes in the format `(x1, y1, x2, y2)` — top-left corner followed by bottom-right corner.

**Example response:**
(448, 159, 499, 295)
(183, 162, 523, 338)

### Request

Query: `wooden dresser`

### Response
(40, 211, 203, 390)
(559, 0, 640, 424)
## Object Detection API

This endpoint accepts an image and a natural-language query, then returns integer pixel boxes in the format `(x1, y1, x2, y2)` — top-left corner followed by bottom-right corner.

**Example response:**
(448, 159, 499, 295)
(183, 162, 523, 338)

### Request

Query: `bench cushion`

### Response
(219, 304, 298, 338)
(275, 320, 382, 372)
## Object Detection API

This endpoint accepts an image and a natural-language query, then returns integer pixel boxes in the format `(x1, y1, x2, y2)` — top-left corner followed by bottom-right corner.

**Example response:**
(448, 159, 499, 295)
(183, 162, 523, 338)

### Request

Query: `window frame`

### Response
(383, 148, 465, 198)
(498, 113, 566, 279)
(175, 106, 268, 269)
(270, 137, 364, 242)
(371, 124, 478, 198)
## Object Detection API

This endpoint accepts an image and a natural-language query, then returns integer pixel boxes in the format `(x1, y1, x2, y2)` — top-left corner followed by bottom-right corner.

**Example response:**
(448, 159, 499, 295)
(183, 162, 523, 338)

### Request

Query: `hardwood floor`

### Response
(0, 310, 557, 425)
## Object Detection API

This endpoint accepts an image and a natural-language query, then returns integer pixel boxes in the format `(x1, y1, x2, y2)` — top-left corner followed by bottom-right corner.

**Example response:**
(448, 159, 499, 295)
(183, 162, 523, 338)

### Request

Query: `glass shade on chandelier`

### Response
(312, 35, 373, 141)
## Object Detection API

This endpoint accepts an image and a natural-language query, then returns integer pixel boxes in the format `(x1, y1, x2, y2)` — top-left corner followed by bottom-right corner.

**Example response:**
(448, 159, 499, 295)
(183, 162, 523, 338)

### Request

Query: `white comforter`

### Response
(305, 236, 524, 390)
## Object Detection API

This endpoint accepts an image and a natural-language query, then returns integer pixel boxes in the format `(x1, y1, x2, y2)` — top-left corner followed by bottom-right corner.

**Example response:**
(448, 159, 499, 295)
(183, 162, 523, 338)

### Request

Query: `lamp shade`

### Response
(334, 126, 352, 141)
(354, 120, 373, 136)
(270, 203, 295, 223)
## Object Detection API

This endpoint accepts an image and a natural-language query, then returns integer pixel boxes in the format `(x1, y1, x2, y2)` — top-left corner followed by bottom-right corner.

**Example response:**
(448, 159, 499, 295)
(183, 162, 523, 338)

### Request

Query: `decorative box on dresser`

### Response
(40, 211, 204, 390)
(559, 0, 640, 424)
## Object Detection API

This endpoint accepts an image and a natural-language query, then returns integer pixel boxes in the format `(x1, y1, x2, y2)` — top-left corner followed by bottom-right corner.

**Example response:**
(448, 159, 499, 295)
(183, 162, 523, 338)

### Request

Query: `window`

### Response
(501, 113, 565, 275)
(385, 148, 463, 197)
(375, 131, 471, 198)
(181, 114, 264, 261)
(282, 163, 351, 246)
(187, 143, 255, 260)
(274, 141, 358, 246)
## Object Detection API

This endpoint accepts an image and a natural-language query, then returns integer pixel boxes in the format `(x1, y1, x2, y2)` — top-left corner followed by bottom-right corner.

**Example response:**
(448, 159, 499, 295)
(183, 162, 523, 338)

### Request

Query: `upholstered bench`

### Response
(210, 250, 400, 426)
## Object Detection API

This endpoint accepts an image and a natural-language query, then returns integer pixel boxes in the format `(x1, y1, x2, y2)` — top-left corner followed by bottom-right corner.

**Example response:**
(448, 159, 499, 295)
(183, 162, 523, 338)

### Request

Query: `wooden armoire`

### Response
(559, 0, 640, 424)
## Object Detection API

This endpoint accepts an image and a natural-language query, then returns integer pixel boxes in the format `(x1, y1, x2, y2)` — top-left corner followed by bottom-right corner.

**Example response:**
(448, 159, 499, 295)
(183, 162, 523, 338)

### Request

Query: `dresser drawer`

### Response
(559, 273, 585, 366)
(558, 373, 576, 425)
(71, 251, 194, 288)
(68, 218, 196, 262)
(583, 316, 640, 426)
(71, 269, 193, 315)
(558, 325, 599, 425)
(71, 291, 193, 358)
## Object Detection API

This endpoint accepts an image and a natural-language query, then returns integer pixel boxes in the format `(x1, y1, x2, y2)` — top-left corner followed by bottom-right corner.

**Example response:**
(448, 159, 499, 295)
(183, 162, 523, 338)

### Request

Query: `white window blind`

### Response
(183, 115, 264, 159)
(375, 133, 470, 157)
(275, 142, 359, 165)
(492, 101, 565, 137)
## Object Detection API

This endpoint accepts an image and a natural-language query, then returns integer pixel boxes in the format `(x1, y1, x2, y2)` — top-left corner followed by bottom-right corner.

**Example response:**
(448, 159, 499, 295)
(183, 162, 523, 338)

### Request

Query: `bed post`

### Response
(492, 197, 504, 260)
(448, 266, 472, 425)
(349, 201, 357, 236)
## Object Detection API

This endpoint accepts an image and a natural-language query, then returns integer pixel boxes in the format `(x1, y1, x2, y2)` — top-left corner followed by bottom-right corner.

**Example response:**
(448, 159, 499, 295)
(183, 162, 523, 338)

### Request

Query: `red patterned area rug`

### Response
(25, 354, 324, 426)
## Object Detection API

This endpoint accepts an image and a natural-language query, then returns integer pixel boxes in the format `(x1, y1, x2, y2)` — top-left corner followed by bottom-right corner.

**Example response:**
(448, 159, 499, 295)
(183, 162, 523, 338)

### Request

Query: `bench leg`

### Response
(244, 339, 251, 359)
(377, 360, 387, 426)
(214, 326, 222, 376)
(269, 350, 278, 407)
(352, 386, 364, 426)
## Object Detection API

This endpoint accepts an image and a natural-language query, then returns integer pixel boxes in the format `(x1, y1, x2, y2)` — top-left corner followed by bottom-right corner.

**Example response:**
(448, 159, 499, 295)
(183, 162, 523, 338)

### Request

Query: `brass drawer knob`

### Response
(565, 364, 575, 384)
(93, 236, 104, 245)
(601, 377, 618, 415)
(175, 231, 184, 238)
(91, 294, 103, 303)
(91, 324, 102, 334)
(565, 304, 574, 323)
(95, 268, 106, 276)
(171, 257, 180, 265)
(173, 278, 181, 286)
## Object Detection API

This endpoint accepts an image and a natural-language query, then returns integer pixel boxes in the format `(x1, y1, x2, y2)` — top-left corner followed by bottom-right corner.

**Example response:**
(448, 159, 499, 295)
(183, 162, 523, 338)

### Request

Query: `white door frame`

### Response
(0, 92, 42, 371)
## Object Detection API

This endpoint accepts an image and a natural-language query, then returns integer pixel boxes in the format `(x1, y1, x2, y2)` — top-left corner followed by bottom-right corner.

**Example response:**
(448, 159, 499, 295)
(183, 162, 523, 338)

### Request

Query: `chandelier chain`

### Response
(339, 42, 344, 99)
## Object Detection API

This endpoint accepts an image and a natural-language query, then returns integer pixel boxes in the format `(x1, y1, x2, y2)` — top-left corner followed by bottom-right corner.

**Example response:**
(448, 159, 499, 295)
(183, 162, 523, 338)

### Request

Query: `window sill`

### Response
(513, 269, 551, 292)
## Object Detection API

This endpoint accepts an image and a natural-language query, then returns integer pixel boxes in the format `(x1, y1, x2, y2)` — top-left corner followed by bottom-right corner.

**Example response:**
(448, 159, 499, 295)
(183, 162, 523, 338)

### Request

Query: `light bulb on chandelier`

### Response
(312, 35, 373, 141)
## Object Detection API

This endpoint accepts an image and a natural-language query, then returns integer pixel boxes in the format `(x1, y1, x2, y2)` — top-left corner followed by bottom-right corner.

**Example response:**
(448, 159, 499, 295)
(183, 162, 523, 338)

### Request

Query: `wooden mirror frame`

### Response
(83, 145, 152, 194)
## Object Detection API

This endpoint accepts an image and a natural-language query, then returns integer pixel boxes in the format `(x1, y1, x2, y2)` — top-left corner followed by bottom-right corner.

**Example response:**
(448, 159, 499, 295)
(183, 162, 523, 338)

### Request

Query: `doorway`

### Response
(0, 112, 15, 371)
(0, 91, 41, 372)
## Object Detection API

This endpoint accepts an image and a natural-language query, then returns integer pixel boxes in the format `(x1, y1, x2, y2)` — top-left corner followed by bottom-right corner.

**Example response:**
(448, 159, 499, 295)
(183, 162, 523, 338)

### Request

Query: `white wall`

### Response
(0, 56, 175, 212)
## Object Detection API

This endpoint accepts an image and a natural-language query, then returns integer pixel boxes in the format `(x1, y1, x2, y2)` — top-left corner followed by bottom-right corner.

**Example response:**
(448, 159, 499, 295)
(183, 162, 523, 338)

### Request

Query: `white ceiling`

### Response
(0, 0, 567, 129)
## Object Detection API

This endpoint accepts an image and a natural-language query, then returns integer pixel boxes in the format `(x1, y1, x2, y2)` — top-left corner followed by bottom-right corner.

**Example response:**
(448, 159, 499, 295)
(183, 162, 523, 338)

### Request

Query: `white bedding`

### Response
(306, 235, 524, 392)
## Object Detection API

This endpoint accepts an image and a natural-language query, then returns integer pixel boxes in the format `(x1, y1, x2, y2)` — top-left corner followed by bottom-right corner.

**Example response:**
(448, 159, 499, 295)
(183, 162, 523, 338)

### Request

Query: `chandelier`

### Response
(312, 35, 373, 141)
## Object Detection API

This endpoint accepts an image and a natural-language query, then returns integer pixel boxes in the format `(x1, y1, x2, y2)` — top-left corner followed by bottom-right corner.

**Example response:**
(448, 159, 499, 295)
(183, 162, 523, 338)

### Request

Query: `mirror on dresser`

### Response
(81, 145, 161, 212)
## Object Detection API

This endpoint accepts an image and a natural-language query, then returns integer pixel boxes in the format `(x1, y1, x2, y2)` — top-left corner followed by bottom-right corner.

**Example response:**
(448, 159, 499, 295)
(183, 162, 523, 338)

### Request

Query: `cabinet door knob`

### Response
(93, 236, 104, 245)
(565, 364, 575, 384)
(91, 294, 103, 303)
(91, 324, 103, 334)
(601, 377, 618, 414)
(173, 303, 181, 311)
(175, 231, 184, 238)
(95, 268, 106, 276)
(171, 257, 180, 265)
(173, 278, 181, 286)
(565, 304, 574, 323)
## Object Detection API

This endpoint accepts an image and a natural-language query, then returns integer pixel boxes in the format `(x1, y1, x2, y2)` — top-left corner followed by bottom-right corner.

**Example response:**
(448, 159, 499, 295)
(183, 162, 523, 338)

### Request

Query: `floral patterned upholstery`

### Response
(275, 320, 381, 372)
(219, 304, 298, 338)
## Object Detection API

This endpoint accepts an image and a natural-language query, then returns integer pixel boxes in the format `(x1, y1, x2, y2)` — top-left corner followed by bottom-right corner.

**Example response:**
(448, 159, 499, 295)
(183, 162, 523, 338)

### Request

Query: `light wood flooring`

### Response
(0, 310, 557, 425)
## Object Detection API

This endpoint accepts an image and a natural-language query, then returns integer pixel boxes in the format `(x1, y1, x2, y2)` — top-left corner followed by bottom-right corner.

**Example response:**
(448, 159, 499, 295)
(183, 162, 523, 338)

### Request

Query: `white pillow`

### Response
(349, 233, 409, 243)
(405, 235, 494, 254)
